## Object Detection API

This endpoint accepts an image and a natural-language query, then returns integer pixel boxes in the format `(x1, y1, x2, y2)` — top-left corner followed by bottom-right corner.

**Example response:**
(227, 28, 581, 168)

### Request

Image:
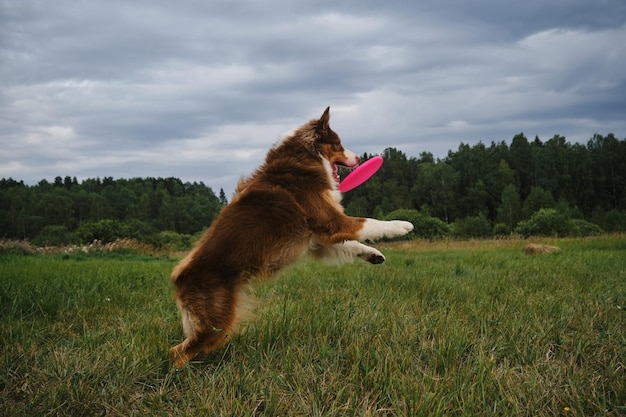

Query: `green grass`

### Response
(1, 237, 625, 416)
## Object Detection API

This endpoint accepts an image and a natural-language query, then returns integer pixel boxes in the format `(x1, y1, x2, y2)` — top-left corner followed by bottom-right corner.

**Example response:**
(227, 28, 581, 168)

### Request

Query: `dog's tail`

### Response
(170, 254, 191, 283)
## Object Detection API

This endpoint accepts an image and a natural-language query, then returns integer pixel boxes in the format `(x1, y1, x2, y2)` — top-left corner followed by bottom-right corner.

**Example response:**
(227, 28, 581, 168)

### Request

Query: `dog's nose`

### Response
(355, 155, 361, 164)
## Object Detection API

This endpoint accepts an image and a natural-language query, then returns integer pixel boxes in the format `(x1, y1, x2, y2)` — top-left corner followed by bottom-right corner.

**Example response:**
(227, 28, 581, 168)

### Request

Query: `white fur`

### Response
(325, 240, 385, 264)
(342, 149, 359, 167)
(322, 158, 337, 189)
(310, 239, 385, 265)
(330, 189, 343, 204)
(358, 219, 414, 241)
(178, 300, 197, 339)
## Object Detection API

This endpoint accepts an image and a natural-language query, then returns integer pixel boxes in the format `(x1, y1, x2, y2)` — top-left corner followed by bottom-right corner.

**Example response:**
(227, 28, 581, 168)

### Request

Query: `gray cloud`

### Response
(1, 0, 625, 194)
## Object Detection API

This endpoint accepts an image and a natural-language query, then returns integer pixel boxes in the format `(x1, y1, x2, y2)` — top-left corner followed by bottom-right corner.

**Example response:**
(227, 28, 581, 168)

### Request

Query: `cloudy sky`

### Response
(2, 0, 625, 195)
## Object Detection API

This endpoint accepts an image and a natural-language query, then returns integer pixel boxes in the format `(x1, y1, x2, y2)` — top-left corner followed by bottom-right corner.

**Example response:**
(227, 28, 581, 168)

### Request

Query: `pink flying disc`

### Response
(338, 156, 383, 192)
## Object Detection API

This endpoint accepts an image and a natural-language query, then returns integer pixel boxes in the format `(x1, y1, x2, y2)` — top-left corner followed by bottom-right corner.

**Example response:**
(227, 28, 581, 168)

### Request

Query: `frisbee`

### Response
(338, 156, 383, 192)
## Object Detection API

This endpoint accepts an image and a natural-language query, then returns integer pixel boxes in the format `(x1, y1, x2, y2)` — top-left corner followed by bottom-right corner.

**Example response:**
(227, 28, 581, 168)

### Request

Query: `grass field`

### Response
(1, 237, 625, 416)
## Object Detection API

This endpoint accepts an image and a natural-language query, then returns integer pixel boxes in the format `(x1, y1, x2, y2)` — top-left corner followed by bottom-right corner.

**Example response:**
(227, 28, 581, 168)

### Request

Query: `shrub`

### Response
(31, 225, 79, 247)
(76, 219, 130, 243)
(522, 187, 555, 220)
(156, 231, 195, 250)
(384, 209, 450, 239)
(514, 208, 574, 237)
(124, 219, 159, 244)
(98, 238, 159, 255)
(493, 223, 511, 236)
(0, 239, 36, 255)
(570, 219, 604, 237)
(452, 214, 493, 238)
(602, 210, 626, 232)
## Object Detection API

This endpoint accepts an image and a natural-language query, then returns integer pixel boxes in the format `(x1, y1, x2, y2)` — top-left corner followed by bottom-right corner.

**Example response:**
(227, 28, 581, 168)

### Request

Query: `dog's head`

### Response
(314, 107, 360, 184)
(268, 107, 360, 187)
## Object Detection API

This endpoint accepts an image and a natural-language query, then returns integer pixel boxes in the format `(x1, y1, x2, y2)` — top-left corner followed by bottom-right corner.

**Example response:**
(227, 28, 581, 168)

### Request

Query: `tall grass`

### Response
(1, 237, 625, 416)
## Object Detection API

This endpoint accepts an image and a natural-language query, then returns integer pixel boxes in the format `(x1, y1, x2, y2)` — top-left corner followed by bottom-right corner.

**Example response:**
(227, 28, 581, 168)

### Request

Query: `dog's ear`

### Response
(318, 106, 331, 132)
(316, 106, 340, 145)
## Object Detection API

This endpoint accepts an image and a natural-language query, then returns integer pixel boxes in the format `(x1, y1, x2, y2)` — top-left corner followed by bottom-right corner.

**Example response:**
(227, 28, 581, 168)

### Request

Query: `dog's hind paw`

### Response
(367, 253, 386, 264)
(353, 242, 385, 265)
(169, 345, 191, 369)
(356, 245, 386, 264)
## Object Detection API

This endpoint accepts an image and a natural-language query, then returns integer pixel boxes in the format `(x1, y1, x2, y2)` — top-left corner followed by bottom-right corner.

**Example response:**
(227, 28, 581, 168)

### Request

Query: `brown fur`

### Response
(169, 107, 412, 367)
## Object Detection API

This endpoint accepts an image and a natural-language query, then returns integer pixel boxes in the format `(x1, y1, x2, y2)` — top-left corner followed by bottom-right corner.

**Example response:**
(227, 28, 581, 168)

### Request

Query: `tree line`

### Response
(340, 133, 625, 236)
(0, 176, 226, 247)
(1, 132, 625, 246)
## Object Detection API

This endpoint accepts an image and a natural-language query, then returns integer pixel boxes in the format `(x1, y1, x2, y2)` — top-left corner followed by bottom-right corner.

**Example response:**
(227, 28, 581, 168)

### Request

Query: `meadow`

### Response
(1, 237, 625, 416)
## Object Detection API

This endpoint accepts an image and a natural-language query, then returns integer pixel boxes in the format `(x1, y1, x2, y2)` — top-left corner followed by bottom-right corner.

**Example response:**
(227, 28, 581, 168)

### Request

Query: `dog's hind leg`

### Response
(311, 240, 385, 265)
(169, 285, 241, 368)
(170, 327, 231, 369)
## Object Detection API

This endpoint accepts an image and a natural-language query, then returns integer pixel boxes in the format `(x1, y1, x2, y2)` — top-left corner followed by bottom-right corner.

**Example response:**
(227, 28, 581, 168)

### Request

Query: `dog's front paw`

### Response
(359, 219, 414, 241)
(381, 220, 414, 238)
(388, 220, 414, 236)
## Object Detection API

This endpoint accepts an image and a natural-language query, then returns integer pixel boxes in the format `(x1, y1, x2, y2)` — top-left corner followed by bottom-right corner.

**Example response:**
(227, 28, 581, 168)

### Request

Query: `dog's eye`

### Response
(332, 144, 343, 152)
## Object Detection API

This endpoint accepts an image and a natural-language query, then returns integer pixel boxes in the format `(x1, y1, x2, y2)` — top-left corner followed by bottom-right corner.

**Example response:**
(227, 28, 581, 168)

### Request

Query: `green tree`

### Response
(2, 133, 624, 245)
(412, 161, 458, 223)
(495, 159, 515, 191)
(35, 189, 75, 230)
(344, 196, 369, 217)
(569, 142, 595, 216)
(522, 186, 555, 220)
(497, 184, 522, 231)
(508, 133, 534, 199)
(533, 135, 572, 201)
(446, 141, 505, 220)
(370, 149, 414, 213)
(588, 133, 625, 210)
(219, 188, 228, 206)
(463, 180, 490, 218)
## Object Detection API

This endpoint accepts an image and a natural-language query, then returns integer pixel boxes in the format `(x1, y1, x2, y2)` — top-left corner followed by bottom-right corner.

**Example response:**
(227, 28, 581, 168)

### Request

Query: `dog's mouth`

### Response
(332, 162, 357, 185)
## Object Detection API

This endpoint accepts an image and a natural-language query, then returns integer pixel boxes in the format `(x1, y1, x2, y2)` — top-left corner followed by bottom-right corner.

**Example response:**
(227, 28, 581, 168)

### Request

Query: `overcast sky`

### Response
(2, 0, 625, 195)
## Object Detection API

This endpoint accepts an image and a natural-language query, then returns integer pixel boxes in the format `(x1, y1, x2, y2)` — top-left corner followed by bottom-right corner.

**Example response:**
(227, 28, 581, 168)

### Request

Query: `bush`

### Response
(514, 208, 574, 237)
(0, 240, 36, 255)
(124, 219, 159, 244)
(31, 225, 79, 247)
(384, 209, 450, 239)
(452, 214, 493, 238)
(156, 231, 195, 250)
(570, 219, 604, 237)
(602, 210, 626, 233)
(76, 219, 170, 245)
(76, 219, 130, 243)
(493, 223, 511, 236)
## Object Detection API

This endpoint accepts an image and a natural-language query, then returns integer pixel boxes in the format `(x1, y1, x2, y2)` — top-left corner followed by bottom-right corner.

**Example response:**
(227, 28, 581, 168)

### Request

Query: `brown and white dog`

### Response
(169, 107, 413, 367)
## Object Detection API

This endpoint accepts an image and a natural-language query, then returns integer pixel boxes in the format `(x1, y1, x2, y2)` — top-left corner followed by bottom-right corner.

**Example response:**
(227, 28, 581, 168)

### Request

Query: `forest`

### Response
(1, 132, 625, 247)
